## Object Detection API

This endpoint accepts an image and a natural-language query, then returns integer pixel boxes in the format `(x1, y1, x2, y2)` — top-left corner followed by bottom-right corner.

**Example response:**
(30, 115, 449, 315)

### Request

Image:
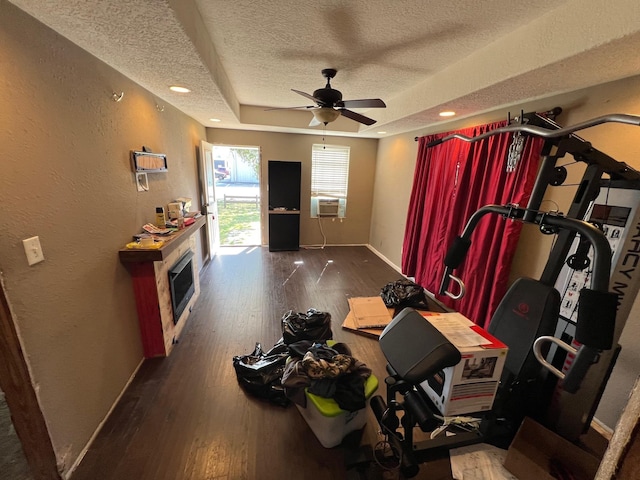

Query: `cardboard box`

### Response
(419, 312, 508, 416)
(504, 417, 600, 480)
(167, 202, 183, 219)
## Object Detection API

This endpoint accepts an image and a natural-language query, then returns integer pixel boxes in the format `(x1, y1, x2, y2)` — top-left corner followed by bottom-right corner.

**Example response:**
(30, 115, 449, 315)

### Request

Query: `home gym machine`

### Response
(370, 112, 640, 478)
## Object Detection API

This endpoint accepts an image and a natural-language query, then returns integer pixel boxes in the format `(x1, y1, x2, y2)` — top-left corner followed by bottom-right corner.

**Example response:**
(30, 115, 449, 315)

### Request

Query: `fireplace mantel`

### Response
(119, 216, 205, 358)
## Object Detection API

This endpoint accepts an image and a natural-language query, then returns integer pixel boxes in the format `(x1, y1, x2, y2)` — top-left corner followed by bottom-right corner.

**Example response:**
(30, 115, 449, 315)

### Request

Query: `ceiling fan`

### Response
(269, 69, 386, 127)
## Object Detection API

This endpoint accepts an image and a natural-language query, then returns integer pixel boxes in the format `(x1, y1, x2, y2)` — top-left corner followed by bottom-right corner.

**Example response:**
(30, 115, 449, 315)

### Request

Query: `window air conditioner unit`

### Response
(318, 199, 340, 217)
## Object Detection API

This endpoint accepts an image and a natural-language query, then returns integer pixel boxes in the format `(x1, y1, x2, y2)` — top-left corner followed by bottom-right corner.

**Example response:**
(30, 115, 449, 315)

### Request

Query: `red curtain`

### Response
(402, 121, 544, 328)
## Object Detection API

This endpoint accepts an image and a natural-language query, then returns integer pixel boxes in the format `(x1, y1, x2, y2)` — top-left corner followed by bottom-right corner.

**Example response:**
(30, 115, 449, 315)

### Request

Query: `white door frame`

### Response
(199, 141, 220, 261)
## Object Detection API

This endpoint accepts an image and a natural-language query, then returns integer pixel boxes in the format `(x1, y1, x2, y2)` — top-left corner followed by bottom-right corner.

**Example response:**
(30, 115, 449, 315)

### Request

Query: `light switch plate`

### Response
(23, 236, 44, 266)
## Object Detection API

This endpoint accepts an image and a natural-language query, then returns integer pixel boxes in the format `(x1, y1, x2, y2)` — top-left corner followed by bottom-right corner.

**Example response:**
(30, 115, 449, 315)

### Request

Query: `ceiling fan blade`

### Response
(339, 108, 377, 126)
(264, 105, 314, 111)
(292, 89, 321, 104)
(339, 98, 386, 109)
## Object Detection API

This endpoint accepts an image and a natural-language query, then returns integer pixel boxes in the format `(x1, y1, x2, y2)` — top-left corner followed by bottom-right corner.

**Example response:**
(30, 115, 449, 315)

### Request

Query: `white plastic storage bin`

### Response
(296, 374, 378, 448)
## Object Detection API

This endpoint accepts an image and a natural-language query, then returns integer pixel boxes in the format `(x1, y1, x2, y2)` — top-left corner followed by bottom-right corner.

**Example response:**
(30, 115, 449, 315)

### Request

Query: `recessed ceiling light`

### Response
(209, 118, 221, 122)
(439, 111, 456, 117)
(169, 85, 191, 93)
(377, 131, 387, 134)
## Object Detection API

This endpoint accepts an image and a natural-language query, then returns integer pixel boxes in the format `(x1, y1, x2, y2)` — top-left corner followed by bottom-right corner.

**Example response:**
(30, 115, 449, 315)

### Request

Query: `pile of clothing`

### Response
(232, 308, 371, 410)
(282, 340, 372, 412)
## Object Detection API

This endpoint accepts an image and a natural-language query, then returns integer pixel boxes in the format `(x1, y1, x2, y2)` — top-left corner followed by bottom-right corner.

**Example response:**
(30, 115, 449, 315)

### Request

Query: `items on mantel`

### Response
(124, 212, 202, 251)
(124, 197, 199, 251)
(119, 214, 205, 262)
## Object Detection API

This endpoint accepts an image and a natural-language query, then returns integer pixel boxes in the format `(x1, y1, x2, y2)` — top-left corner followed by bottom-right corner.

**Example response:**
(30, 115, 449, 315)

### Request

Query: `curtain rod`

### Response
(413, 107, 563, 141)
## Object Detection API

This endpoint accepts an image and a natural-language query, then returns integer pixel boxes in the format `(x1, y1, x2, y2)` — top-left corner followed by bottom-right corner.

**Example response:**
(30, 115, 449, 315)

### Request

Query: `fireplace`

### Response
(169, 250, 195, 324)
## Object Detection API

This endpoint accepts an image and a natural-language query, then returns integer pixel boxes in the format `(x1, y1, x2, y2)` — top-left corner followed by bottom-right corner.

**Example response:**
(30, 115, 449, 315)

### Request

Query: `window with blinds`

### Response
(310, 144, 350, 218)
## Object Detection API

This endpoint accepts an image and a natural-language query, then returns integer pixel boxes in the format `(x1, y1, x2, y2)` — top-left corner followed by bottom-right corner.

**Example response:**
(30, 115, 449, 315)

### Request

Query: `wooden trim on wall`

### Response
(0, 281, 61, 479)
(597, 378, 640, 479)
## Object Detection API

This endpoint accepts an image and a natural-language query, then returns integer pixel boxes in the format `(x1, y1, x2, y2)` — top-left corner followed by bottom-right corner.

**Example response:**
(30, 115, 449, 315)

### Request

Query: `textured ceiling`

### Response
(8, 0, 640, 138)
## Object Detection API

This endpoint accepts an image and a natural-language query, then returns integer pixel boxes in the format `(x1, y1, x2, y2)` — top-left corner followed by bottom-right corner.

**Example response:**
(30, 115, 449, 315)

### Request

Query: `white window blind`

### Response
(311, 144, 350, 198)
(310, 144, 350, 218)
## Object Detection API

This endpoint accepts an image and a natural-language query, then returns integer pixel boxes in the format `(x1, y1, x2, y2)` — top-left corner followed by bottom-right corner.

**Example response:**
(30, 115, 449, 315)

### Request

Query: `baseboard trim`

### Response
(366, 244, 402, 274)
(64, 358, 144, 479)
(592, 417, 614, 439)
(299, 243, 368, 249)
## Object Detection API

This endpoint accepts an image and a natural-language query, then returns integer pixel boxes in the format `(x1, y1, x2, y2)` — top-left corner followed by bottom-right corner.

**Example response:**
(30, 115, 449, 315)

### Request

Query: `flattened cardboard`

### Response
(341, 310, 385, 338)
(341, 308, 440, 339)
(504, 417, 600, 480)
(348, 296, 392, 329)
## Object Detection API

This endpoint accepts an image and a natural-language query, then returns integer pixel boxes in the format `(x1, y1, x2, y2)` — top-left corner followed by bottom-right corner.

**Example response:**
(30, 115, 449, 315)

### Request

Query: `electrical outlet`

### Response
(23, 236, 45, 266)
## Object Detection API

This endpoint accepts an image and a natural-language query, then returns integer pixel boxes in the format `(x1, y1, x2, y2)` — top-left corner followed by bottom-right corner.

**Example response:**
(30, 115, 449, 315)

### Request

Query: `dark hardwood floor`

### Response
(71, 246, 450, 480)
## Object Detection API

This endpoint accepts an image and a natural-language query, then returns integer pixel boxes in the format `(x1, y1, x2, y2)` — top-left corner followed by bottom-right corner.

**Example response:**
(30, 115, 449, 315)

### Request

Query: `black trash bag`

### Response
(380, 278, 429, 309)
(281, 308, 332, 345)
(232, 341, 290, 407)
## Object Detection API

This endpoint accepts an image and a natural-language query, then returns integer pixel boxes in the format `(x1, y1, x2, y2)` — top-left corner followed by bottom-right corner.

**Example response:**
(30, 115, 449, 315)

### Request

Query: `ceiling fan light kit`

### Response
(273, 68, 386, 126)
(312, 107, 341, 124)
